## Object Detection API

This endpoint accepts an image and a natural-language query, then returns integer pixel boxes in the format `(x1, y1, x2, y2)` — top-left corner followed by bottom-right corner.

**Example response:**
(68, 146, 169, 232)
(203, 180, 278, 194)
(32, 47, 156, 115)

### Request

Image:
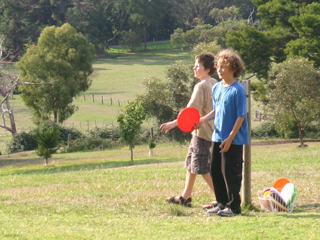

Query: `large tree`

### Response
(66, 0, 128, 53)
(0, 0, 65, 58)
(226, 0, 320, 78)
(266, 58, 320, 146)
(17, 23, 95, 124)
(127, 0, 169, 50)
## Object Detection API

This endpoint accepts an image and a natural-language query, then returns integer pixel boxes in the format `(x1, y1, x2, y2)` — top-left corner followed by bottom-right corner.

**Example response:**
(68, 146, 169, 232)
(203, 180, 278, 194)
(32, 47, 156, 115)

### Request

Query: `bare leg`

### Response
(201, 173, 215, 196)
(181, 170, 196, 199)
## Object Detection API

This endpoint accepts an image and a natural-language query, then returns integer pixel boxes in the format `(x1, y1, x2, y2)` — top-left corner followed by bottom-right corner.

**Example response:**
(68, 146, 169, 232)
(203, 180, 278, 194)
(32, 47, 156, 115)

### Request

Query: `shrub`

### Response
(87, 127, 120, 141)
(65, 137, 119, 152)
(35, 122, 60, 166)
(252, 121, 280, 139)
(7, 131, 37, 153)
(58, 126, 85, 143)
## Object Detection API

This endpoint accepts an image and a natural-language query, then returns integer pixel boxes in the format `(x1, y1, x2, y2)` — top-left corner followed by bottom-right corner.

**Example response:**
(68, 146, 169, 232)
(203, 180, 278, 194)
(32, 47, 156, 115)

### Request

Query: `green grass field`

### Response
(0, 142, 319, 239)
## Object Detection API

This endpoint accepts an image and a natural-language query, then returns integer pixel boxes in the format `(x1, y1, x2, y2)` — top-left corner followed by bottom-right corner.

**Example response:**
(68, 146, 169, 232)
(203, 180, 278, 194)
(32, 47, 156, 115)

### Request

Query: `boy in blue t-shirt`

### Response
(198, 49, 248, 216)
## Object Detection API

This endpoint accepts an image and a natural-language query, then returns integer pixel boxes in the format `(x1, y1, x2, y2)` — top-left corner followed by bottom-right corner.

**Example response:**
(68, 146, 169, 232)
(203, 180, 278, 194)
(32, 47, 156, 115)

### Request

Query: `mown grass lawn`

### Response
(0, 142, 319, 239)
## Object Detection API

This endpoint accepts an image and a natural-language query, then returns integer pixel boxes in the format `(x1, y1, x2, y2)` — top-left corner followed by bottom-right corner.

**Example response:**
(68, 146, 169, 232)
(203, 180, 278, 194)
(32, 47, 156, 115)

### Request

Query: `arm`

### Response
(159, 120, 177, 133)
(219, 116, 244, 153)
(194, 109, 215, 129)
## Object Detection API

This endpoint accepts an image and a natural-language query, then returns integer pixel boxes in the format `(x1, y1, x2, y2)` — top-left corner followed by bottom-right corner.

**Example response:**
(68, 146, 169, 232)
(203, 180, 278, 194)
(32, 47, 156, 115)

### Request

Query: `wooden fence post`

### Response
(240, 80, 252, 205)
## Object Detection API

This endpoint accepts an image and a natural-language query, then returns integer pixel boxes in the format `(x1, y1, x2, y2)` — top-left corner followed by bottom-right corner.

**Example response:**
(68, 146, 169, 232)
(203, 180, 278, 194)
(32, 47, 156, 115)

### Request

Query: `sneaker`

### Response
(218, 207, 234, 217)
(207, 206, 221, 215)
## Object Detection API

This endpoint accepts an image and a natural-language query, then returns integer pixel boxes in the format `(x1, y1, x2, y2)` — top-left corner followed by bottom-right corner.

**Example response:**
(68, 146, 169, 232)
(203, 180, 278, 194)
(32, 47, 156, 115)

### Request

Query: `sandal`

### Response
(202, 200, 218, 209)
(165, 196, 192, 207)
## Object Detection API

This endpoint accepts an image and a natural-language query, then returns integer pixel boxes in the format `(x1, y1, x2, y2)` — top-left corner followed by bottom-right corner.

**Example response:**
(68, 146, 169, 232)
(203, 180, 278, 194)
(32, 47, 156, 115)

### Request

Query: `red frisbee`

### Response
(177, 107, 200, 132)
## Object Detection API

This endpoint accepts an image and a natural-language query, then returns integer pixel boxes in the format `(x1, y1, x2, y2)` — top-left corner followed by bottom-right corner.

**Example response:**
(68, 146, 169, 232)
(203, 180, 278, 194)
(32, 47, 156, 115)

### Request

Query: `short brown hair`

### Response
(214, 49, 245, 78)
(195, 53, 216, 76)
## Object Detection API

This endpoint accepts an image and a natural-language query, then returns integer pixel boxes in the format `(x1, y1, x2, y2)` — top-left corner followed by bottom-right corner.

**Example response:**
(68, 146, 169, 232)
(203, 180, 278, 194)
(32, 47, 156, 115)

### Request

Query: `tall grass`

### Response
(0, 142, 319, 239)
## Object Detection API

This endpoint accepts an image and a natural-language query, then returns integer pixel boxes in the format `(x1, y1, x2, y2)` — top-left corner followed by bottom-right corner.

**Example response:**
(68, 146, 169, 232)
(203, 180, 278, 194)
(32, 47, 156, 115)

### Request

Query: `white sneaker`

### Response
(218, 207, 234, 217)
(207, 206, 221, 215)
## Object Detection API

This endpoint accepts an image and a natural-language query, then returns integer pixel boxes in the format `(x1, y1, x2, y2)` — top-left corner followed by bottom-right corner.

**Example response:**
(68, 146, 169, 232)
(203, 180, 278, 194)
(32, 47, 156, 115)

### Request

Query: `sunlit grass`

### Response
(0, 142, 319, 239)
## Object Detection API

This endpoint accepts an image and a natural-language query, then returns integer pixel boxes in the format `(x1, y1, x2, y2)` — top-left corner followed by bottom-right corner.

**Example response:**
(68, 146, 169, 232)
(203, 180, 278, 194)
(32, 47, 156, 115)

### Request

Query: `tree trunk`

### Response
(143, 24, 147, 51)
(130, 145, 134, 165)
(6, 96, 17, 135)
(299, 127, 304, 146)
(0, 90, 17, 136)
(54, 111, 58, 123)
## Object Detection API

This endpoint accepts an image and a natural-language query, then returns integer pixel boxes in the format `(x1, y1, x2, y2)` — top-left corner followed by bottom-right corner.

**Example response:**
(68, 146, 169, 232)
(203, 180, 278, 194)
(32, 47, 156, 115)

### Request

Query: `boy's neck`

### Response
(200, 76, 212, 81)
(222, 78, 235, 87)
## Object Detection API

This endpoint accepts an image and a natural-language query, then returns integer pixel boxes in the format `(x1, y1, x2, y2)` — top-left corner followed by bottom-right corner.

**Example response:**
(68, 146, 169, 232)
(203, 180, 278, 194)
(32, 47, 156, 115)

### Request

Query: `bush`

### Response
(252, 121, 280, 139)
(7, 131, 37, 153)
(58, 126, 85, 143)
(87, 127, 120, 141)
(65, 137, 119, 152)
(120, 30, 141, 51)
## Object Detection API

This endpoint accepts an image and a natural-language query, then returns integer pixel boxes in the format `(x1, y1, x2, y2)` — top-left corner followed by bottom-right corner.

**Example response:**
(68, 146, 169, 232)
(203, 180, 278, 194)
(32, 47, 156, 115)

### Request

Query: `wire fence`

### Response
(80, 94, 130, 107)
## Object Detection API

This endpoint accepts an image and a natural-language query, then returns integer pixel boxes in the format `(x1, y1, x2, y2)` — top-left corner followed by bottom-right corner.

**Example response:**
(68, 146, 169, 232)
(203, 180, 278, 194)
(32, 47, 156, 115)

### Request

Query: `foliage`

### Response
(226, 1, 320, 105)
(66, 0, 128, 53)
(35, 122, 60, 166)
(191, 41, 221, 59)
(87, 127, 120, 141)
(66, 137, 117, 153)
(170, 6, 245, 50)
(7, 131, 37, 154)
(58, 126, 85, 143)
(17, 23, 95, 124)
(148, 139, 156, 150)
(127, 0, 170, 50)
(116, 98, 146, 163)
(266, 57, 320, 145)
(226, 25, 272, 80)
(139, 61, 194, 143)
(120, 30, 141, 51)
(285, 2, 320, 67)
(251, 121, 280, 139)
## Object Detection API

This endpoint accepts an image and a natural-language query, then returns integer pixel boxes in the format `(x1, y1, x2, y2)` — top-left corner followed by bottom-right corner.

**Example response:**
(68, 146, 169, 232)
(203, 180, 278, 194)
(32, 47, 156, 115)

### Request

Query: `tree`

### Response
(35, 122, 60, 166)
(127, 0, 169, 50)
(120, 30, 141, 51)
(0, 71, 18, 135)
(17, 23, 95, 124)
(226, 1, 320, 102)
(266, 58, 320, 146)
(66, 0, 128, 53)
(285, 2, 320, 67)
(170, 7, 245, 50)
(140, 61, 194, 143)
(116, 99, 146, 164)
(0, 0, 62, 59)
(0, 36, 19, 135)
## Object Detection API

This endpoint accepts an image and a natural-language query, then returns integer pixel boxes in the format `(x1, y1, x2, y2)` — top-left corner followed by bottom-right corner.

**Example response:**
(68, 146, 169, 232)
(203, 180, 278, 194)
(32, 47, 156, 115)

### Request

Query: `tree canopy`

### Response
(116, 98, 146, 164)
(266, 58, 320, 146)
(17, 23, 95, 124)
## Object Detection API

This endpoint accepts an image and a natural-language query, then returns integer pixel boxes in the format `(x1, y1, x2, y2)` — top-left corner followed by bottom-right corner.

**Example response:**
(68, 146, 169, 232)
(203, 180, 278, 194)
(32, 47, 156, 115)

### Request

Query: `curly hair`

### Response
(214, 49, 245, 78)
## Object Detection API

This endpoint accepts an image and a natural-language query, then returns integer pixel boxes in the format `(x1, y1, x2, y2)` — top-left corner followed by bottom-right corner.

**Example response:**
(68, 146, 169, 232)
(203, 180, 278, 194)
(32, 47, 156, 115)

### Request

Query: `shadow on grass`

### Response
(0, 157, 182, 176)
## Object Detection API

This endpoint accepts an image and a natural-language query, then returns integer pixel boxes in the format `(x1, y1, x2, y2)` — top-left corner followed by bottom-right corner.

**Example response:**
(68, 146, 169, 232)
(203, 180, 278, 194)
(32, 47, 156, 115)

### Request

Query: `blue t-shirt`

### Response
(211, 81, 249, 145)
